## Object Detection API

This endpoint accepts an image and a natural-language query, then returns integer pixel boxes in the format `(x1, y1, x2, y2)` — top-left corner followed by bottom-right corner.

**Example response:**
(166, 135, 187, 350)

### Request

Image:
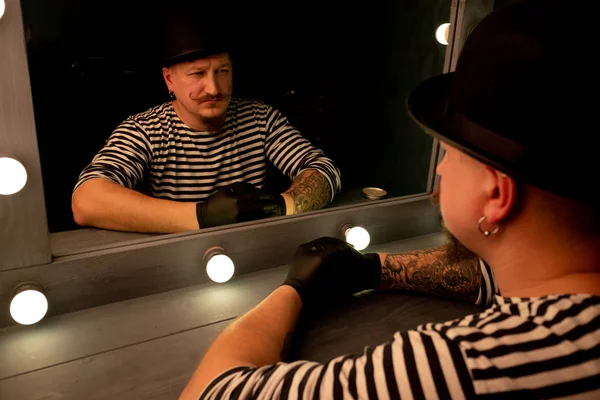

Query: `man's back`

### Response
(197, 264, 600, 399)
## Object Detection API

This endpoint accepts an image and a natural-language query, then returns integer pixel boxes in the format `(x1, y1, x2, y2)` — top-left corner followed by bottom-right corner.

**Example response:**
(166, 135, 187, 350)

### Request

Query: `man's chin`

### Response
(197, 106, 226, 119)
(198, 102, 228, 115)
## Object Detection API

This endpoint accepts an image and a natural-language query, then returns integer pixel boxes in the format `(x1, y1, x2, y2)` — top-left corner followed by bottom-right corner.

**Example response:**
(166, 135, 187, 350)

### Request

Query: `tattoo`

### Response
(379, 246, 481, 303)
(286, 170, 332, 214)
(280, 331, 294, 361)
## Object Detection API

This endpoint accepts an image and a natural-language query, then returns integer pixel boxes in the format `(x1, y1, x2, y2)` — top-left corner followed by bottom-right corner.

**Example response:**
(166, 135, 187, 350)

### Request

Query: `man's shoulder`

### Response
(437, 294, 600, 396)
(494, 292, 600, 316)
(421, 293, 600, 354)
(128, 102, 173, 126)
(113, 102, 176, 140)
(231, 97, 268, 108)
(230, 97, 277, 116)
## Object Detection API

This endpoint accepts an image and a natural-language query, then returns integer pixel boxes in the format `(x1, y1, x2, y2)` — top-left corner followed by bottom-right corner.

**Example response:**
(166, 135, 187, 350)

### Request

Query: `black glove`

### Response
(196, 182, 286, 228)
(282, 236, 382, 305)
(265, 192, 286, 218)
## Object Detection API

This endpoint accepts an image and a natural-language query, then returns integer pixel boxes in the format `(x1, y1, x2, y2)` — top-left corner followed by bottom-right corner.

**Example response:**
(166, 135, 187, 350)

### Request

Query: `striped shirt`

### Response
(199, 260, 600, 399)
(73, 98, 341, 201)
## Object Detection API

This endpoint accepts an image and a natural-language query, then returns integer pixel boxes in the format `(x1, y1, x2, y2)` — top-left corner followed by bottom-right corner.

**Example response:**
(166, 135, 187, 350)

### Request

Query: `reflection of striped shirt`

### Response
(73, 98, 341, 201)
(199, 260, 600, 399)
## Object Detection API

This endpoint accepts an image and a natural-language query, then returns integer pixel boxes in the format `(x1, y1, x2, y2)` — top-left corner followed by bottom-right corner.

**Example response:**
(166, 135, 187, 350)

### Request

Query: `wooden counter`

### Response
(0, 233, 482, 399)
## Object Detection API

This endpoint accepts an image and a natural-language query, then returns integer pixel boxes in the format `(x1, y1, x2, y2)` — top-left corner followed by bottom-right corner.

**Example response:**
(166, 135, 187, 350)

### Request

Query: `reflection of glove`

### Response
(282, 237, 381, 304)
(267, 193, 286, 218)
(196, 182, 285, 228)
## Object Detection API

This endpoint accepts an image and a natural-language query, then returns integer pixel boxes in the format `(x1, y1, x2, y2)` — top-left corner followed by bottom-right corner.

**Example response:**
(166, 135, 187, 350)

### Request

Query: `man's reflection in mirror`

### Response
(70, 4, 341, 234)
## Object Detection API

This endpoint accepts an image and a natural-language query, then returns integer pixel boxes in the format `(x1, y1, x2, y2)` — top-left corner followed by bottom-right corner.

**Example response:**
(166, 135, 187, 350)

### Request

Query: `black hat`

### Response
(407, 0, 596, 204)
(158, 3, 231, 67)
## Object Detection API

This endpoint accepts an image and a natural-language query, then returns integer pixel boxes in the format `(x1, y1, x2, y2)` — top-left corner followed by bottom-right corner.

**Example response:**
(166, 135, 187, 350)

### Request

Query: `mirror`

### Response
(22, 0, 450, 239)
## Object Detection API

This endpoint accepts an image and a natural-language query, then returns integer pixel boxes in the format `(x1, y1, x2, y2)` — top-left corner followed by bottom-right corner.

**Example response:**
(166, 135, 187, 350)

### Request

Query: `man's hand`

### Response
(196, 182, 285, 228)
(281, 237, 382, 304)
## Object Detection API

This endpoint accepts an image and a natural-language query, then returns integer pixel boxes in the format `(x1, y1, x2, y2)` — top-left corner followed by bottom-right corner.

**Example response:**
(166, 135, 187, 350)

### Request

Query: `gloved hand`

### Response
(196, 182, 286, 228)
(282, 236, 382, 305)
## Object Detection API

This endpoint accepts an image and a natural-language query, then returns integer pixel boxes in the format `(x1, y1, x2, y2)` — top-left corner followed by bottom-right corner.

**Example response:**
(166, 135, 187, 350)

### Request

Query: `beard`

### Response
(430, 189, 479, 264)
(200, 114, 226, 131)
(195, 104, 228, 131)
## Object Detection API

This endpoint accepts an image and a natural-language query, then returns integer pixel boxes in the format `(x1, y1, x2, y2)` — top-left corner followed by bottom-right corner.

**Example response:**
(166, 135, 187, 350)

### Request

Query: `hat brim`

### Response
(407, 73, 519, 177)
(162, 48, 230, 67)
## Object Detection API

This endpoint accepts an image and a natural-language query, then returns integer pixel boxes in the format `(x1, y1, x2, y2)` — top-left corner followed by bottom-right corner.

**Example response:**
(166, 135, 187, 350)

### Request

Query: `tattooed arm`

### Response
(178, 285, 302, 400)
(264, 106, 341, 213)
(377, 247, 482, 304)
(281, 169, 333, 215)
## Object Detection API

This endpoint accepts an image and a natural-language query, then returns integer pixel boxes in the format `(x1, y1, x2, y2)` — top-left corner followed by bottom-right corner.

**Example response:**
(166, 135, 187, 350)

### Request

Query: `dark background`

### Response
(22, 0, 450, 232)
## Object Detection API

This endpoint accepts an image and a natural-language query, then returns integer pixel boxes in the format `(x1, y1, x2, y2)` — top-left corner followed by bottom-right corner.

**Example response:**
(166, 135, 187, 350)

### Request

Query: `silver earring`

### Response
(168, 90, 176, 100)
(477, 215, 500, 236)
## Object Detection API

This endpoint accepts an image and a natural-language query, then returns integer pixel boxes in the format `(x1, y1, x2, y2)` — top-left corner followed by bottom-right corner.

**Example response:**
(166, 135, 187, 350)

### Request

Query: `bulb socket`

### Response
(203, 246, 225, 262)
(341, 223, 353, 237)
(12, 281, 44, 298)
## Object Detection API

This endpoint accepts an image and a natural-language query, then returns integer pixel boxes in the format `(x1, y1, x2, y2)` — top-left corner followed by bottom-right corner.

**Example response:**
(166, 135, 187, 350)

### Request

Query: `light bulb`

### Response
(0, 157, 28, 195)
(204, 247, 235, 283)
(10, 283, 48, 325)
(0, 0, 5, 20)
(344, 226, 371, 251)
(436, 23, 450, 45)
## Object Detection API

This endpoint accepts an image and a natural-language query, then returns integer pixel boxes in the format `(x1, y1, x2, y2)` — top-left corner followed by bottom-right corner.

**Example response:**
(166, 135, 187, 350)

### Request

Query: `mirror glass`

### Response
(22, 0, 450, 236)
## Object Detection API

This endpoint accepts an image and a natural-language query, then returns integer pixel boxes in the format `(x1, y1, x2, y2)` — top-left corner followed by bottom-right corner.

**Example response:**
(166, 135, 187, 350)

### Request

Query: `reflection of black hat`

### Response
(407, 0, 595, 204)
(159, 3, 230, 67)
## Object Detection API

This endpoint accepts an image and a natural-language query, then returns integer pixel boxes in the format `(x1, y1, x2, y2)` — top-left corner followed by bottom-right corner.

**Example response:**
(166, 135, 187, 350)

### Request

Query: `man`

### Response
(179, 0, 600, 398)
(71, 5, 341, 233)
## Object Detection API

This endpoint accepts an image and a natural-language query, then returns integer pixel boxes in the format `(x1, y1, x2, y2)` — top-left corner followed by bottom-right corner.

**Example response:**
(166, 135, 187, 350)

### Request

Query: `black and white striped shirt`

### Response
(73, 98, 341, 201)
(199, 260, 600, 399)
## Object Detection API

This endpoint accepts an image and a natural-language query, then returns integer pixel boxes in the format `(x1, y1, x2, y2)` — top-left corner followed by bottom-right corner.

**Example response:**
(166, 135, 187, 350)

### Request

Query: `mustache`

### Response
(190, 93, 230, 102)
(430, 188, 440, 206)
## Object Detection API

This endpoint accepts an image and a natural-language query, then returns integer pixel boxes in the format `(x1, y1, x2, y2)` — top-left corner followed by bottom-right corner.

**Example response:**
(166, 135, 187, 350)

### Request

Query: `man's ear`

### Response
(482, 168, 518, 225)
(162, 67, 173, 91)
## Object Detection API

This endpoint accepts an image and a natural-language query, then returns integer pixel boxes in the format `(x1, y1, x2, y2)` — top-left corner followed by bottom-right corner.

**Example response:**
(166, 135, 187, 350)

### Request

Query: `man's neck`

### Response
(483, 226, 600, 298)
(171, 100, 227, 132)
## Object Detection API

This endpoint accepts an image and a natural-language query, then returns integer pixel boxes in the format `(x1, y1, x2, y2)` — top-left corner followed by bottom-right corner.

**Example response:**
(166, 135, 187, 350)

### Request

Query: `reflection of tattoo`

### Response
(287, 170, 332, 214)
(380, 246, 481, 303)
(280, 331, 294, 361)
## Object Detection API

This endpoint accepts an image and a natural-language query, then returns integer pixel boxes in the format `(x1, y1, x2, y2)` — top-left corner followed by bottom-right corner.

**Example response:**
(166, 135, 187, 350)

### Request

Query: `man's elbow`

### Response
(72, 180, 105, 227)
(72, 189, 92, 227)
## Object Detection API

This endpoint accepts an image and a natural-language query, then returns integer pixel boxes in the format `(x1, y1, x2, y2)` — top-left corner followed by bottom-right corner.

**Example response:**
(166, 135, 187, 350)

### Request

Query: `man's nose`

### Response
(204, 72, 220, 96)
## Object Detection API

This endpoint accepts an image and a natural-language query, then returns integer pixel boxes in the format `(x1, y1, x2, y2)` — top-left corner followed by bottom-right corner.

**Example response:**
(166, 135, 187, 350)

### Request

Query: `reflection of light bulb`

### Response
(436, 23, 450, 45)
(0, 0, 5, 20)
(344, 226, 371, 251)
(10, 283, 48, 325)
(0, 157, 28, 195)
(205, 248, 235, 283)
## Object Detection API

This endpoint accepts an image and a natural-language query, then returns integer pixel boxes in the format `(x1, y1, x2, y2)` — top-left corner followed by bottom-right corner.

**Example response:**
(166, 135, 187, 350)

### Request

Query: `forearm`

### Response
(179, 285, 302, 400)
(281, 169, 332, 215)
(377, 247, 481, 303)
(72, 178, 198, 233)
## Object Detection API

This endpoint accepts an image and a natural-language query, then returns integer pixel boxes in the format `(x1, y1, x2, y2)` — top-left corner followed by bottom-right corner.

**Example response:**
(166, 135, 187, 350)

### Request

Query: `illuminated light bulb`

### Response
(0, 0, 5, 20)
(204, 247, 235, 283)
(343, 225, 371, 251)
(10, 282, 48, 325)
(0, 157, 28, 195)
(436, 23, 450, 45)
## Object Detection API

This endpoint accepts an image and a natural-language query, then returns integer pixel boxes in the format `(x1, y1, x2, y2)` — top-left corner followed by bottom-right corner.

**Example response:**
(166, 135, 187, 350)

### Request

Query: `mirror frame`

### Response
(0, 0, 493, 327)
